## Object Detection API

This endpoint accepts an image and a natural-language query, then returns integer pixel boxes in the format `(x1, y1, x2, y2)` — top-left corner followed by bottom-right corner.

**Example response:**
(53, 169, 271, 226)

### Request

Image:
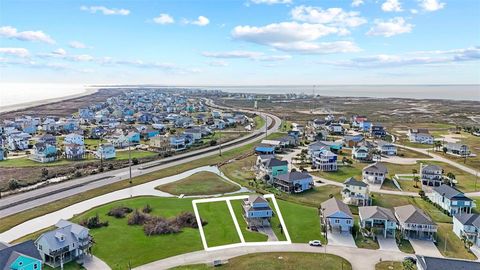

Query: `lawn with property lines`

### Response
(197, 201, 241, 247)
(230, 199, 269, 242)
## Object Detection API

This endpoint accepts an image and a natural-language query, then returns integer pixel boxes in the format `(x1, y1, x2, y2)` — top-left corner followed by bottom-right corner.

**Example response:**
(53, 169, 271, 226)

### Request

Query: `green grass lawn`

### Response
(277, 200, 325, 244)
(397, 147, 432, 159)
(68, 196, 203, 270)
(221, 155, 256, 187)
(114, 150, 157, 160)
(171, 252, 352, 270)
(229, 199, 268, 242)
(275, 185, 343, 208)
(381, 178, 400, 191)
(253, 115, 266, 129)
(436, 223, 477, 260)
(397, 239, 415, 254)
(267, 199, 287, 241)
(0, 157, 74, 167)
(375, 261, 411, 270)
(372, 193, 452, 224)
(44, 262, 85, 270)
(353, 216, 379, 250)
(312, 165, 362, 183)
(156, 171, 240, 196)
(434, 132, 480, 171)
(196, 201, 241, 247)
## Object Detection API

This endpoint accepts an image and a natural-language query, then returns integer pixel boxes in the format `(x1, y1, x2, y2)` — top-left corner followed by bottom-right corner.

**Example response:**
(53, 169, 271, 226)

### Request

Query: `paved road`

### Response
(0, 103, 281, 219)
(133, 243, 408, 270)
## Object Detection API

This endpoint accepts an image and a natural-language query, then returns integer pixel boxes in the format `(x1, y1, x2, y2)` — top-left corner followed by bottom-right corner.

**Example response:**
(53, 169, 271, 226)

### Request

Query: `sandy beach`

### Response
(0, 87, 99, 114)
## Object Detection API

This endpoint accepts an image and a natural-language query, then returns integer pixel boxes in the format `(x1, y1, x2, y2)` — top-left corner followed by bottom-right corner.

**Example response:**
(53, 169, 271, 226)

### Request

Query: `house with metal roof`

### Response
(342, 177, 371, 206)
(0, 240, 42, 270)
(420, 163, 443, 188)
(362, 162, 388, 185)
(453, 213, 480, 248)
(273, 171, 313, 193)
(394, 205, 438, 240)
(376, 140, 397, 156)
(359, 206, 397, 238)
(34, 220, 92, 268)
(242, 195, 273, 227)
(321, 198, 354, 233)
(415, 255, 480, 270)
(428, 185, 474, 215)
(255, 157, 288, 182)
(445, 142, 471, 156)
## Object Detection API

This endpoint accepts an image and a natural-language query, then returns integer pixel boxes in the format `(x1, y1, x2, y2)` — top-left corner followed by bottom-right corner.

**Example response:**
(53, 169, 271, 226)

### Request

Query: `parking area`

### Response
(377, 236, 400, 252)
(409, 239, 443, 257)
(327, 231, 357, 248)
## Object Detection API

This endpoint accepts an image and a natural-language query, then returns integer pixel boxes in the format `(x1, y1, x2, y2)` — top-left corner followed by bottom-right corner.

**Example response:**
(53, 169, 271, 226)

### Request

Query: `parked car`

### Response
(309, 240, 322, 246)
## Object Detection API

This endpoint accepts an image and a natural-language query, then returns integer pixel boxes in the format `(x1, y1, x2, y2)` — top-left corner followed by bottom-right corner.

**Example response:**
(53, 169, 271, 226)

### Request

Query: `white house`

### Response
(321, 198, 354, 233)
(428, 185, 474, 215)
(376, 140, 397, 156)
(408, 129, 434, 144)
(420, 164, 443, 188)
(394, 205, 437, 240)
(64, 133, 85, 160)
(342, 177, 371, 206)
(453, 213, 480, 248)
(362, 162, 388, 185)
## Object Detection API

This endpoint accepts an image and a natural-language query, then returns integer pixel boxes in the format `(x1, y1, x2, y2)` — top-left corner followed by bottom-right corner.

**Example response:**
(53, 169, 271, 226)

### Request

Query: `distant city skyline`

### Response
(0, 0, 479, 85)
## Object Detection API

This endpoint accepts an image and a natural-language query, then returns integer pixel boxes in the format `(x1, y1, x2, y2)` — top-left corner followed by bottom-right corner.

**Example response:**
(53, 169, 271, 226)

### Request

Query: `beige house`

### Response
(342, 177, 371, 206)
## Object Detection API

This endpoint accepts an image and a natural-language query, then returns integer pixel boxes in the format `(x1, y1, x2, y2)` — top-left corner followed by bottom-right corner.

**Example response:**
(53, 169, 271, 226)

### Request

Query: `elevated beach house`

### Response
(273, 171, 313, 193)
(376, 140, 397, 156)
(0, 240, 43, 270)
(311, 148, 338, 171)
(242, 195, 273, 228)
(420, 164, 443, 187)
(362, 162, 388, 185)
(63, 133, 85, 160)
(394, 205, 437, 240)
(321, 198, 354, 233)
(95, 143, 116, 160)
(35, 220, 92, 268)
(342, 177, 371, 206)
(408, 128, 434, 144)
(453, 213, 480, 248)
(255, 157, 288, 182)
(359, 206, 398, 238)
(445, 142, 471, 156)
(428, 184, 474, 215)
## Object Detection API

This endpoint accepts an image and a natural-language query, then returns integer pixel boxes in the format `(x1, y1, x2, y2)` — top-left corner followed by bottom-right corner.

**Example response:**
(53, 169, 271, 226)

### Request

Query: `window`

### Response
(335, 219, 340, 224)
(346, 220, 351, 224)
(34, 264, 38, 269)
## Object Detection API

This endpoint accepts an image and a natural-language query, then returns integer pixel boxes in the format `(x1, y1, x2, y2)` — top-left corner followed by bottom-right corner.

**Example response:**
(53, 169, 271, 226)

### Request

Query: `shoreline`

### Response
(0, 87, 99, 114)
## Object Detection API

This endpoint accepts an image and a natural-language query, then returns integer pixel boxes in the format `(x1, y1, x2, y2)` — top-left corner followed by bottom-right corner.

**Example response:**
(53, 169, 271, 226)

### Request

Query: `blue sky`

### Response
(0, 0, 479, 85)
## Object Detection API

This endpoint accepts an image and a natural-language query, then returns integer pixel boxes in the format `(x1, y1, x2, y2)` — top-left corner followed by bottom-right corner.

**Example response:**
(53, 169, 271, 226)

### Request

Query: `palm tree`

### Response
(412, 168, 417, 178)
(446, 172, 456, 186)
(413, 176, 420, 188)
(434, 141, 442, 151)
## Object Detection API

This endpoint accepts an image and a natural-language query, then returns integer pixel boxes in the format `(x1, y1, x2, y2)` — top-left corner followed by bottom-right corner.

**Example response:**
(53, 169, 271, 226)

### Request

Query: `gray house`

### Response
(35, 220, 92, 268)
(394, 205, 438, 240)
(321, 198, 354, 233)
(415, 255, 480, 270)
(359, 206, 397, 238)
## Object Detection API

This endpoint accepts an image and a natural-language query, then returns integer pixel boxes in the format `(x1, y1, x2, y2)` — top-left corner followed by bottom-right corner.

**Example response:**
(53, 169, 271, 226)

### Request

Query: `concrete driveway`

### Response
(377, 236, 400, 252)
(327, 231, 357, 248)
(409, 239, 443, 257)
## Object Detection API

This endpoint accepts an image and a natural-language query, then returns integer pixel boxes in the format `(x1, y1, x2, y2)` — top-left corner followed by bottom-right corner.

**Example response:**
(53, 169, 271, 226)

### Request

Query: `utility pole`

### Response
(265, 114, 268, 138)
(219, 132, 222, 156)
(128, 142, 132, 184)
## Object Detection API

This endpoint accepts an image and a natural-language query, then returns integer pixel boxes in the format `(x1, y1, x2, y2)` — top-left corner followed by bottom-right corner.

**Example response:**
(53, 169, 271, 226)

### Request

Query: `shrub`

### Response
(107, 206, 133, 218)
(143, 217, 180, 236)
(80, 214, 109, 229)
(74, 171, 82, 178)
(132, 157, 139, 165)
(143, 204, 153, 213)
(175, 212, 207, 228)
(209, 139, 217, 146)
(108, 164, 114, 170)
(41, 168, 49, 177)
(128, 209, 151, 225)
(8, 179, 21, 191)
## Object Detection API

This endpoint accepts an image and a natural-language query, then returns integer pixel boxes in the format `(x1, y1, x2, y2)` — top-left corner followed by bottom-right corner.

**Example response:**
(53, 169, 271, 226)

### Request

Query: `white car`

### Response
(309, 240, 322, 246)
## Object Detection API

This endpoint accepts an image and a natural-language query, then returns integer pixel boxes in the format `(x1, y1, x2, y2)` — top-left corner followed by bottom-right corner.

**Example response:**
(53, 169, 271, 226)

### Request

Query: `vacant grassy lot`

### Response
(396, 147, 432, 159)
(197, 201, 241, 247)
(171, 252, 352, 270)
(434, 132, 480, 171)
(277, 200, 325, 244)
(275, 185, 343, 208)
(312, 165, 362, 183)
(267, 198, 288, 241)
(70, 196, 203, 270)
(229, 199, 268, 242)
(220, 155, 256, 187)
(156, 171, 240, 196)
(436, 223, 477, 260)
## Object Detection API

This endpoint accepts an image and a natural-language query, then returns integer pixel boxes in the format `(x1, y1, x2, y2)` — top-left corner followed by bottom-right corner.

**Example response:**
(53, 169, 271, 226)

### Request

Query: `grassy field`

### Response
(431, 132, 479, 171)
(156, 171, 240, 196)
(114, 150, 157, 160)
(44, 262, 85, 270)
(197, 201, 241, 247)
(375, 261, 409, 270)
(275, 185, 343, 208)
(70, 197, 204, 270)
(171, 252, 352, 270)
(230, 199, 268, 242)
(396, 148, 432, 159)
(267, 198, 288, 241)
(253, 115, 266, 130)
(0, 132, 284, 234)
(220, 155, 256, 187)
(312, 165, 362, 183)
(436, 223, 477, 260)
(277, 200, 325, 244)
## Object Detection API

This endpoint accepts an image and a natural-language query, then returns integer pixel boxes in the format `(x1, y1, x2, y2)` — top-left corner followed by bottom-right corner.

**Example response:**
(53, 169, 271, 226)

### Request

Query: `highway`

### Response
(0, 101, 281, 219)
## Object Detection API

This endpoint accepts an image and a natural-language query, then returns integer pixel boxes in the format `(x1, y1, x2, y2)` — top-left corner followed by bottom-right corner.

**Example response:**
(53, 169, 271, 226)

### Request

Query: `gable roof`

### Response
(344, 177, 368, 187)
(276, 171, 312, 182)
(394, 205, 436, 226)
(265, 158, 288, 168)
(363, 162, 388, 174)
(0, 240, 41, 270)
(247, 195, 268, 204)
(454, 213, 480, 228)
(432, 185, 471, 201)
(415, 255, 480, 270)
(321, 198, 353, 219)
(359, 206, 397, 222)
(422, 164, 442, 172)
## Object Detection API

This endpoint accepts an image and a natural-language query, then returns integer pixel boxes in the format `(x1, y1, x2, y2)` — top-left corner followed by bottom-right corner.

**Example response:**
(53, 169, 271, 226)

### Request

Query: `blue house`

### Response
(428, 185, 474, 216)
(30, 142, 57, 163)
(0, 240, 43, 270)
(96, 143, 116, 160)
(127, 132, 140, 144)
(255, 144, 275, 155)
(274, 171, 313, 193)
(142, 129, 160, 140)
(359, 121, 372, 132)
(370, 124, 386, 137)
(321, 197, 354, 232)
(170, 135, 186, 151)
(0, 148, 4, 161)
(242, 195, 273, 227)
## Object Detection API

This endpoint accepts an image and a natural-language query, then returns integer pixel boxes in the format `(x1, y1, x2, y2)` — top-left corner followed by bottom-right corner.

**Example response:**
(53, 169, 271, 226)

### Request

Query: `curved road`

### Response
(0, 102, 281, 219)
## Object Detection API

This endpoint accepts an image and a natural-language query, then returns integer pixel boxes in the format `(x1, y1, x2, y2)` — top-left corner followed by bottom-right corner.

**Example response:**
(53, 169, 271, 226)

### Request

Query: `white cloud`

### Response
(202, 50, 292, 61)
(232, 21, 360, 54)
(410, 9, 419, 14)
(250, 0, 292, 4)
(0, 47, 30, 58)
(80, 6, 130, 16)
(0, 26, 55, 44)
(153, 14, 175, 25)
(323, 47, 480, 68)
(191, 16, 210, 26)
(38, 50, 94, 62)
(352, 0, 364, 7)
(52, 48, 67, 55)
(367, 17, 413, 37)
(69, 41, 90, 49)
(291, 6, 367, 28)
(382, 0, 403, 12)
(418, 0, 446, 12)
(208, 60, 228, 67)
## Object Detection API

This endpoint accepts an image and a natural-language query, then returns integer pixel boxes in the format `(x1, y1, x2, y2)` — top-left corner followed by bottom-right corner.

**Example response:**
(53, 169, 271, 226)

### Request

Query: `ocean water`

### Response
(0, 84, 479, 109)
(0, 83, 87, 108)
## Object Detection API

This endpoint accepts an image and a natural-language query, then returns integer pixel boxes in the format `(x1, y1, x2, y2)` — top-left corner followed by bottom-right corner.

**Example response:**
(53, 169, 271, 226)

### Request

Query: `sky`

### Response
(0, 0, 479, 85)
